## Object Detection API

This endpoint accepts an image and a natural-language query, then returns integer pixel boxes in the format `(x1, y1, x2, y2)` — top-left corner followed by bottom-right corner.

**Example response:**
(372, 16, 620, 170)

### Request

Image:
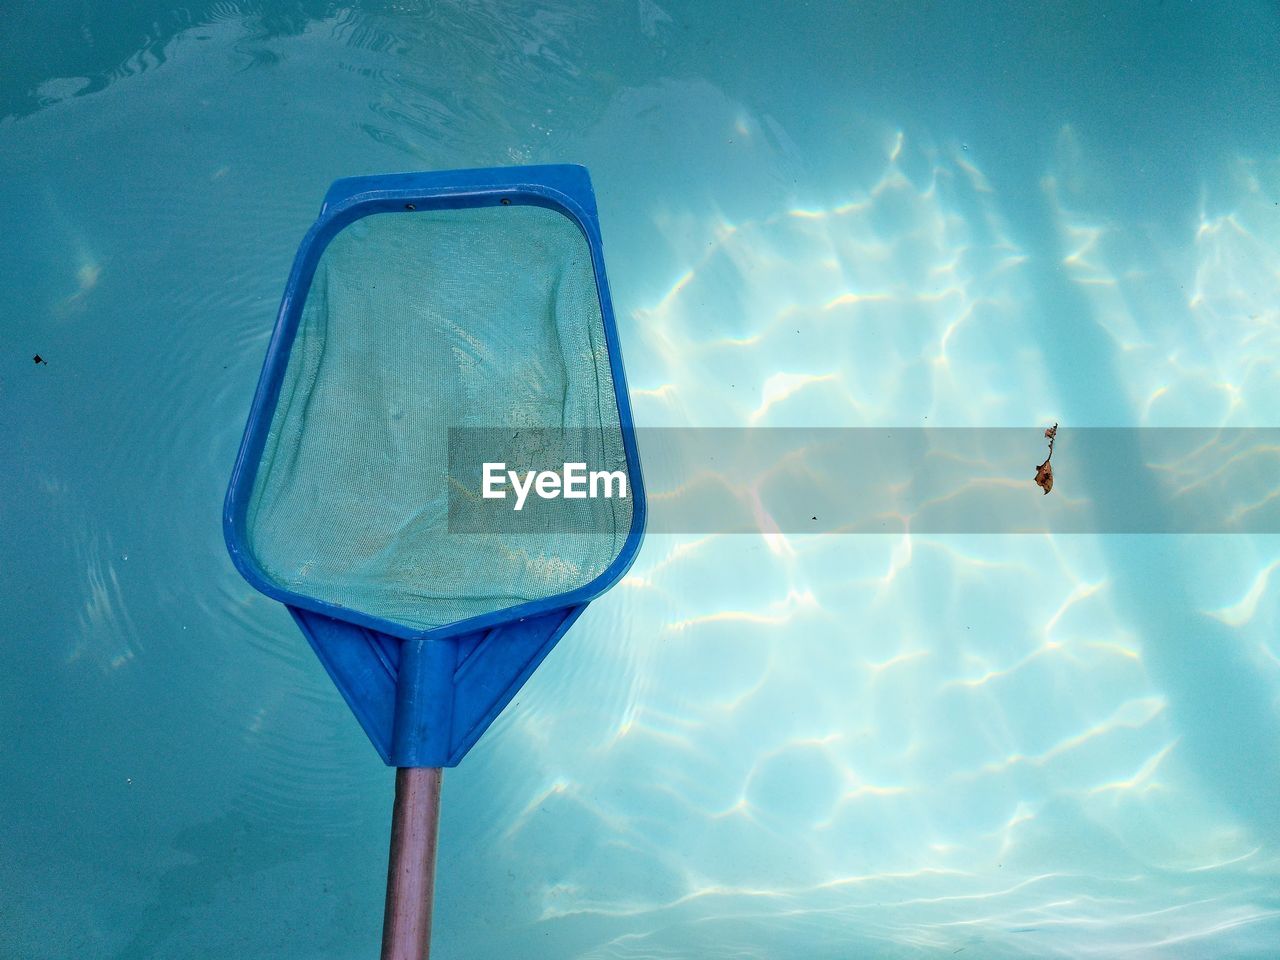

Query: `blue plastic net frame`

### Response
(225, 163, 646, 641)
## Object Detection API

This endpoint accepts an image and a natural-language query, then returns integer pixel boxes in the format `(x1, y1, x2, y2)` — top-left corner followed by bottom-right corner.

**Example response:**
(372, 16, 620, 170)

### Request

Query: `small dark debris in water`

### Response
(811, 515, 817, 521)
(404, 203, 416, 211)
(33, 354, 47, 365)
(1034, 423, 1057, 495)
(500, 197, 511, 205)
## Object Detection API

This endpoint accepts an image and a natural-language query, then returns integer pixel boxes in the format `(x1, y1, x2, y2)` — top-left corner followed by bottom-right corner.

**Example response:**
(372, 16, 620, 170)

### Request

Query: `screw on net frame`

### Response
(223, 165, 645, 959)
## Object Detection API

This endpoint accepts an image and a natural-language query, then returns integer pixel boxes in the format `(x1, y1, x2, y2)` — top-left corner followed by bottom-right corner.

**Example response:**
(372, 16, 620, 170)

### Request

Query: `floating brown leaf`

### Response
(1034, 458, 1053, 494)
(1034, 422, 1058, 494)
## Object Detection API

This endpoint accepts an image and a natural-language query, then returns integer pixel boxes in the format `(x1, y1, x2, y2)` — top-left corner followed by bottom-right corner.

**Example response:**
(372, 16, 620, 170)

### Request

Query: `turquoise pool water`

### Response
(4, 2, 1280, 956)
